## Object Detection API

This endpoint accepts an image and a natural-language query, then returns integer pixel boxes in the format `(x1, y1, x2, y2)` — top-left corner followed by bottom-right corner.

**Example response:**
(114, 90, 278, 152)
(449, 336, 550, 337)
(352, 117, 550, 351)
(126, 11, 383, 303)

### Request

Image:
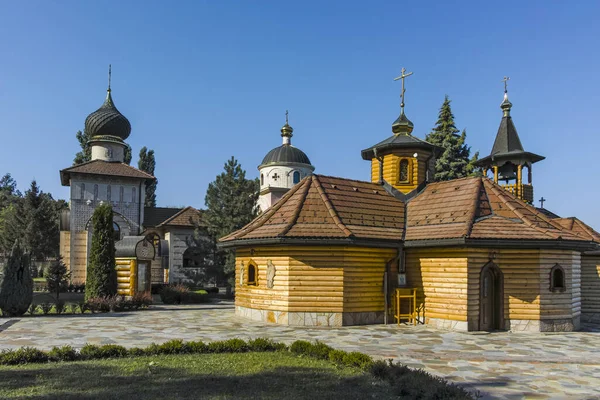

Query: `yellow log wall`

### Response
(370, 149, 432, 193)
(539, 250, 581, 320)
(581, 254, 600, 314)
(60, 231, 70, 272)
(70, 232, 88, 284)
(235, 246, 395, 314)
(116, 258, 136, 296)
(405, 248, 469, 322)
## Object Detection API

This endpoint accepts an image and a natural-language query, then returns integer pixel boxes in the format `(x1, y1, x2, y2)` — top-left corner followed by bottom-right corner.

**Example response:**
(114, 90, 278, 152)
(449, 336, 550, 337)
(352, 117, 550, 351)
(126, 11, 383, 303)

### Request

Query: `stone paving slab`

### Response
(1, 302, 600, 399)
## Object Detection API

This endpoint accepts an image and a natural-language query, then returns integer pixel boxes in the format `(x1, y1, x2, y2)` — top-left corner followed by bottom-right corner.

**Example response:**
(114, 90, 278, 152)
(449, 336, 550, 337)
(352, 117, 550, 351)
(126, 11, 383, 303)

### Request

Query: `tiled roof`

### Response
(554, 217, 600, 243)
(361, 134, 441, 160)
(144, 206, 201, 229)
(220, 174, 405, 244)
(406, 177, 589, 242)
(60, 160, 155, 185)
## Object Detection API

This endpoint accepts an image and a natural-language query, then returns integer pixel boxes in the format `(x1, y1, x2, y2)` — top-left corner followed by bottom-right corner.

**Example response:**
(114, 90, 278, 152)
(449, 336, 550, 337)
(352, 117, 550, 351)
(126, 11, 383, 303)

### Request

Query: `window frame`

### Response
(247, 262, 258, 286)
(293, 171, 301, 184)
(550, 264, 566, 292)
(398, 158, 412, 184)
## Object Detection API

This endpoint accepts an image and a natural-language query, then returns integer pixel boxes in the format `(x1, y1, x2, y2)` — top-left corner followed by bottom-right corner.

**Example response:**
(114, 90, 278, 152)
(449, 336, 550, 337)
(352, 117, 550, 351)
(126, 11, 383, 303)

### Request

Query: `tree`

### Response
(425, 96, 480, 181)
(0, 240, 33, 317)
(74, 130, 92, 165)
(202, 157, 259, 285)
(0, 173, 21, 210)
(22, 181, 59, 260)
(138, 147, 157, 207)
(74, 130, 132, 165)
(45, 256, 70, 301)
(0, 201, 25, 255)
(85, 204, 117, 300)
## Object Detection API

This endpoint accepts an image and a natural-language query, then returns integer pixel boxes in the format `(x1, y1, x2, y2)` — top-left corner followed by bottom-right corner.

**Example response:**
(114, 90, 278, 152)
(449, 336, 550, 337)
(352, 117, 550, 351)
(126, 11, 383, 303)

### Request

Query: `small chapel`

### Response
(220, 73, 600, 332)
(59, 70, 200, 294)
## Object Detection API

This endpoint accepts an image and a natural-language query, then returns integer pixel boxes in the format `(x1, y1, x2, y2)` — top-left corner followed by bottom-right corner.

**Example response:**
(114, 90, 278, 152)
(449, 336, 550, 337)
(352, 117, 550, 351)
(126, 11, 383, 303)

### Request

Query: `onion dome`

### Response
(259, 115, 314, 169)
(392, 110, 414, 135)
(84, 88, 131, 141)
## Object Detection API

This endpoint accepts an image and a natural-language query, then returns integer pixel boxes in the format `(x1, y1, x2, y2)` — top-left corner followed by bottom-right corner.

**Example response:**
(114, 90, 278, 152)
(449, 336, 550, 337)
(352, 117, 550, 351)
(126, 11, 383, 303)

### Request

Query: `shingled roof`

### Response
(144, 206, 201, 229)
(405, 177, 595, 247)
(219, 174, 405, 247)
(554, 217, 600, 243)
(60, 160, 155, 186)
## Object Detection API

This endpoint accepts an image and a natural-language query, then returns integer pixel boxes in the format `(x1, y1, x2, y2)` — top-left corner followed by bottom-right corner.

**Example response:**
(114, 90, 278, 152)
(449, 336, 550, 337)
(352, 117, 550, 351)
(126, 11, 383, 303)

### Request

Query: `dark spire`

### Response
(281, 110, 294, 144)
(392, 68, 415, 135)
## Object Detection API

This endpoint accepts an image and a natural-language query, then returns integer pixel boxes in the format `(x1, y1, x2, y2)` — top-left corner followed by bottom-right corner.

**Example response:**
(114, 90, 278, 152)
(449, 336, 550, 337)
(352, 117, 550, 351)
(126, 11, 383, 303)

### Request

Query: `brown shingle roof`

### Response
(60, 160, 155, 186)
(554, 217, 600, 243)
(156, 206, 201, 228)
(405, 177, 589, 243)
(144, 207, 184, 228)
(219, 174, 405, 245)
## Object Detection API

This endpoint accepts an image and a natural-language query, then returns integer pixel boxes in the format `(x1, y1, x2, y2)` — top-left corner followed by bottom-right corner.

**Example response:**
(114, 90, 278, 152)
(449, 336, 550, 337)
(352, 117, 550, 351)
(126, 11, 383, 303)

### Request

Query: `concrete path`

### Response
(1, 301, 599, 399)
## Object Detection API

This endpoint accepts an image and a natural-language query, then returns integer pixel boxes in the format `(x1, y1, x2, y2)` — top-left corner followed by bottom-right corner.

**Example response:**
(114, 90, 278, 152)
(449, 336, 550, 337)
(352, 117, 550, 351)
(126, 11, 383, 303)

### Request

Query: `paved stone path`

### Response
(1, 301, 600, 399)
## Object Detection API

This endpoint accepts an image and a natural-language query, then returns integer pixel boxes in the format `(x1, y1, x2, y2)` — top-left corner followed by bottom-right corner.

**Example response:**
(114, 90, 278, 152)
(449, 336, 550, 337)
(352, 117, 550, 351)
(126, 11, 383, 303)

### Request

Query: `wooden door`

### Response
(479, 263, 503, 331)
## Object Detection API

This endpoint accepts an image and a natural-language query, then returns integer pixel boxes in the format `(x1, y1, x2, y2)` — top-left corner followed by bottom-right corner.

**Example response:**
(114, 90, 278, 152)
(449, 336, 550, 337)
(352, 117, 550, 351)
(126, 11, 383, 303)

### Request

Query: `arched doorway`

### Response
(479, 262, 504, 331)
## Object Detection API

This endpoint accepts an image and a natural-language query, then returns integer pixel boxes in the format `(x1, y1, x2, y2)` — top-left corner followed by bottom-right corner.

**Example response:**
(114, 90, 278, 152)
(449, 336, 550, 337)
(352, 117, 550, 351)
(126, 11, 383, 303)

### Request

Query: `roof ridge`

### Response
(312, 175, 354, 238)
(485, 180, 560, 239)
(157, 206, 195, 227)
(278, 176, 312, 237)
(463, 177, 483, 238)
(570, 218, 600, 242)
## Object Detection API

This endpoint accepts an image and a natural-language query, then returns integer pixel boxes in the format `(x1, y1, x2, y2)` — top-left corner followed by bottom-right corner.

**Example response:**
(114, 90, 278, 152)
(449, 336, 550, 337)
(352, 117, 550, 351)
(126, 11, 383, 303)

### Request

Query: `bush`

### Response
(207, 339, 248, 353)
(328, 349, 346, 364)
(76, 301, 87, 314)
(181, 291, 210, 304)
(107, 295, 125, 312)
(54, 300, 66, 315)
(290, 340, 332, 360)
(151, 284, 166, 295)
(342, 351, 373, 370)
(86, 296, 110, 313)
(186, 340, 208, 353)
(40, 303, 52, 315)
(248, 338, 287, 352)
(0, 240, 33, 317)
(128, 347, 147, 357)
(157, 339, 187, 355)
(80, 344, 127, 360)
(159, 284, 189, 304)
(67, 303, 78, 314)
(48, 345, 78, 362)
(131, 292, 152, 309)
(0, 347, 48, 365)
(27, 303, 38, 316)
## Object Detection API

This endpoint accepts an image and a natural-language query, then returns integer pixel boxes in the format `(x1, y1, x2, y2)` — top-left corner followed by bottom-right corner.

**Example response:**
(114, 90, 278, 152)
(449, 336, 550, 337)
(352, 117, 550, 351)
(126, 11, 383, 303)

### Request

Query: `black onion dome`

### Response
(260, 145, 312, 167)
(85, 90, 131, 140)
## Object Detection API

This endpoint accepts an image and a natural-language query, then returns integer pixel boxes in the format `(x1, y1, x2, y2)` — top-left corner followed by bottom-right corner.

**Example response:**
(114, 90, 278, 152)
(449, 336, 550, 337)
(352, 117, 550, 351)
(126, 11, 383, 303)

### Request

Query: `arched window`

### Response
(550, 264, 566, 292)
(247, 262, 257, 286)
(93, 184, 98, 201)
(132, 187, 137, 203)
(107, 185, 112, 202)
(113, 222, 121, 242)
(260, 174, 264, 186)
(399, 159, 410, 183)
(80, 183, 85, 200)
(293, 171, 301, 184)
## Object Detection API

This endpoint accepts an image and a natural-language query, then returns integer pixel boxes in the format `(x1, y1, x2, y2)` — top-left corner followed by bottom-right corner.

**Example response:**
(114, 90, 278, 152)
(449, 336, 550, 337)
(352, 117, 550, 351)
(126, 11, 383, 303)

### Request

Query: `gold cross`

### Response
(285, 110, 289, 124)
(502, 76, 510, 93)
(393, 67, 413, 111)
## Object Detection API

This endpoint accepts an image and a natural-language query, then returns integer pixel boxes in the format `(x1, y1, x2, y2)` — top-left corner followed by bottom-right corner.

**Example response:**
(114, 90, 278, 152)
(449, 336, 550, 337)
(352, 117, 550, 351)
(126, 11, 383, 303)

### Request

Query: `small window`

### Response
(113, 222, 121, 242)
(80, 183, 85, 200)
(550, 264, 566, 292)
(399, 159, 410, 183)
(107, 185, 112, 201)
(260, 174, 264, 185)
(293, 171, 301, 184)
(132, 187, 137, 203)
(247, 263, 257, 286)
(93, 184, 98, 201)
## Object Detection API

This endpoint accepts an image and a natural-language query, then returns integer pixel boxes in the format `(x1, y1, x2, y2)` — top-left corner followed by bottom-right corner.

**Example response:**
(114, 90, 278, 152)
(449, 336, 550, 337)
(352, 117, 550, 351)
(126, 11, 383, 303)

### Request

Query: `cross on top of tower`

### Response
(108, 64, 112, 91)
(393, 67, 413, 113)
(285, 110, 289, 125)
(539, 197, 546, 208)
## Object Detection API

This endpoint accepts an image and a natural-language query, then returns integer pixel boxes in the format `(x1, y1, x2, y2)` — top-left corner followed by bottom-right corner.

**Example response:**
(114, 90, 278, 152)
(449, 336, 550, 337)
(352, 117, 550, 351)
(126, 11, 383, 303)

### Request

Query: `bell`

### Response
(498, 163, 516, 181)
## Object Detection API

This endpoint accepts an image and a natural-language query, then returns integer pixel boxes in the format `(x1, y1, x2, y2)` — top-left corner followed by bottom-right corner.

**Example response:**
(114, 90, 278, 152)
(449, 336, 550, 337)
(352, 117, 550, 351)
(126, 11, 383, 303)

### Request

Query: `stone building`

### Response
(220, 80, 600, 332)
(257, 114, 314, 212)
(59, 74, 200, 287)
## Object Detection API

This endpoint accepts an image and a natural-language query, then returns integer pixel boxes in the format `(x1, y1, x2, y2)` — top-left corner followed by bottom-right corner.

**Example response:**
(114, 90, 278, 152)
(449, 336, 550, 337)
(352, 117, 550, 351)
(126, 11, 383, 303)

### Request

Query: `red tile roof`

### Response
(60, 160, 155, 185)
(554, 217, 600, 243)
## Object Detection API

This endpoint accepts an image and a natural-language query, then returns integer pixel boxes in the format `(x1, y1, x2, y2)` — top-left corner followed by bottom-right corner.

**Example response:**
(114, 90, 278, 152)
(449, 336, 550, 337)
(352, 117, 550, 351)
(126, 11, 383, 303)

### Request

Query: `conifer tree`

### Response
(124, 144, 132, 165)
(0, 240, 33, 317)
(74, 130, 92, 165)
(85, 204, 117, 300)
(202, 157, 259, 284)
(46, 256, 70, 301)
(138, 147, 157, 207)
(426, 96, 480, 181)
(23, 181, 59, 260)
(0, 202, 25, 255)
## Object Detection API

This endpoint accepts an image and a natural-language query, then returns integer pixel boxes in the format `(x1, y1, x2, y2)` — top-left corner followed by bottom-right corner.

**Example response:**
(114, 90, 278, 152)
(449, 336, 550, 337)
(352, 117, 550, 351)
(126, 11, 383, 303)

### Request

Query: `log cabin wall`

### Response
(234, 245, 395, 326)
(70, 231, 88, 284)
(370, 149, 432, 193)
(581, 253, 600, 323)
(404, 248, 470, 330)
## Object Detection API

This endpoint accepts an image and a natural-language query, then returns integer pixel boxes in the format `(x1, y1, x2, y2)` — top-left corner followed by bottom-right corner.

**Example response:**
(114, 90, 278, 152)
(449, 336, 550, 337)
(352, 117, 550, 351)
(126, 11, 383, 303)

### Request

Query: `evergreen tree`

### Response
(138, 146, 157, 207)
(426, 96, 480, 181)
(23, 181, 59, 260)
(0, 240, 33, 317)
(74, 130, 92, 165)
(0, 173, 21, 210)
(45, 256, 70, 301)
(85, 204, 117, 300)
(124, 144, 132, 165)
(0, 201, 25, 255)
(202, 157, 259, 284)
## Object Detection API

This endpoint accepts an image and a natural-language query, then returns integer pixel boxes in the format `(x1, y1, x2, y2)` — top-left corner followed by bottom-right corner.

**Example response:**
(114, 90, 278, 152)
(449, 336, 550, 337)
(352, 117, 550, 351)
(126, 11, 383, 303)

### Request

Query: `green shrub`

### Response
(48, 345, 78, 362)
(80, 344, 128, 360)
(181, 291, 210, 304)
(54, 300, 66, 315)
(159, 284, 189, 304)
(128, 347, 147, 357)
(76, 301, 87, 314)
(85, 204, 117, 301)
(86, 296, 110, 313)
(0, 347, 48, 365)
(157, 339, 186, 355)
(328, 349, 347, 364)
(40, 303, 52, 315)
(67, 303, 78, 314)
(290, 340, 312, 355)
(143, 343, 162, 356)
(207, 339, 248, 353)
(185, 340, 208, 353)
(27, 303, 38, 316)
(0, 240, 33, 317)
(45, 257, 70, 301)
(369, 360, 391, 380)
(248, 338, 287, 352)
(342, 351, 373, 370)
(131, 292, 152, 309)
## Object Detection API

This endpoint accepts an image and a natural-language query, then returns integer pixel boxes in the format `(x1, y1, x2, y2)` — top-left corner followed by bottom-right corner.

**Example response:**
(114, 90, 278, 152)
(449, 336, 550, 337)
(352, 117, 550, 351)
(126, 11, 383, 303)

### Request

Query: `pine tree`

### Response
(45, 256, 70, 301)
(203, 157, 259, 284)
(138, 147, 157, 207)
(0, 201, 25, 255)
(74, 130, 92, 165)
(124, 144, 132, 165)
(0, 240, 33, 317)
(23, 181, 59, 260)
(85, 204, 117, 300)
(426, 96, 479, 181)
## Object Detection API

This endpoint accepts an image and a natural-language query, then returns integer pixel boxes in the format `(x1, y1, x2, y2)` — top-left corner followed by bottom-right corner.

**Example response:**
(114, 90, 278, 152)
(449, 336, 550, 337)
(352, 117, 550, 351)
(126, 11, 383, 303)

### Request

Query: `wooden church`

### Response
(220, 75, 600, 332)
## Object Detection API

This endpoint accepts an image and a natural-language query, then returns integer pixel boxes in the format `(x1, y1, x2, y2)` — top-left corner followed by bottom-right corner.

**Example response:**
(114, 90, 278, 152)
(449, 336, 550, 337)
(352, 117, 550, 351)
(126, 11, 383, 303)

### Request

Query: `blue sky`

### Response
(1, 1, 599, 229)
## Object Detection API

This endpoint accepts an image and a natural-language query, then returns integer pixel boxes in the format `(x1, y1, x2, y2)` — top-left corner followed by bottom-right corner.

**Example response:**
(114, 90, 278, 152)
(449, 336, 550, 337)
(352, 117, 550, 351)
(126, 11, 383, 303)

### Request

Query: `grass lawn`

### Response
(0, 352, 396, 400)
